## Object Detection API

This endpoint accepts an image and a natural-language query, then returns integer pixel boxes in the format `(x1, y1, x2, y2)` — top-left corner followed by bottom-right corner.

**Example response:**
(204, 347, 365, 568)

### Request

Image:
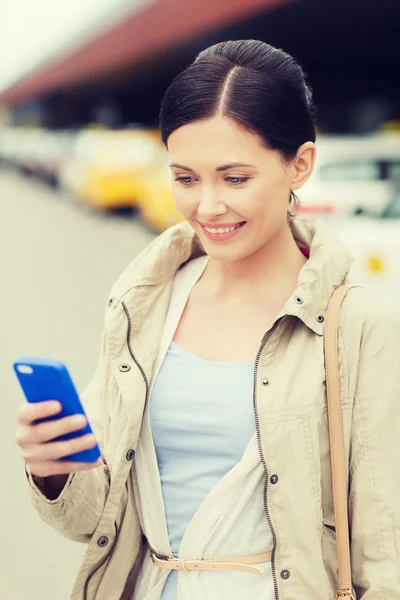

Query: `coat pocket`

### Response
(323, 519, 336, 539)
(321, 519, 338, 598)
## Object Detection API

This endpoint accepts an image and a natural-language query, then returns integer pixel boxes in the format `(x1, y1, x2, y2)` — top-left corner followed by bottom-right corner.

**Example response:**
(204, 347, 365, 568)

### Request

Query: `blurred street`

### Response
(0, 170, 155, 600)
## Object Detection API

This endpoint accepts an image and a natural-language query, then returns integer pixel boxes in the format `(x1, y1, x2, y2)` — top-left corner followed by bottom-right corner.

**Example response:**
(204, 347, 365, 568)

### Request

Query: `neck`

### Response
(203, 222, 307, 299)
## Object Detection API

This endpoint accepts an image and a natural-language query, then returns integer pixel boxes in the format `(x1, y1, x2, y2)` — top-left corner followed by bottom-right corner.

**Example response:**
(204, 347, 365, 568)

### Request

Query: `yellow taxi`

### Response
(137, 158, 184, 232)
(60, 128, 163, 210)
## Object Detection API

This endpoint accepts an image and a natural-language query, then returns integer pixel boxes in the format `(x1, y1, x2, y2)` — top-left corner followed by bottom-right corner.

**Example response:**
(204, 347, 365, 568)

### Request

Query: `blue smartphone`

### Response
(13, 356, 101, 463)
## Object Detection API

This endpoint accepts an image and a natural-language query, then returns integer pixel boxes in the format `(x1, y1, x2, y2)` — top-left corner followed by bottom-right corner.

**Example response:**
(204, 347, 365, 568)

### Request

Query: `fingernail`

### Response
(72, 415, 86, 425)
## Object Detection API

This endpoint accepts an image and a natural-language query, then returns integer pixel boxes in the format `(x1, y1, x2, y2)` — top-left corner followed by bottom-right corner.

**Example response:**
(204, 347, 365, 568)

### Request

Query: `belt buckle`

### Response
(150, 549, 170, 563)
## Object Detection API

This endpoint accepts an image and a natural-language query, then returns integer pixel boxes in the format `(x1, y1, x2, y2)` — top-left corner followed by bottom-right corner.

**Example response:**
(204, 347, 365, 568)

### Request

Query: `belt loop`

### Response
(182, 559, 188, 572)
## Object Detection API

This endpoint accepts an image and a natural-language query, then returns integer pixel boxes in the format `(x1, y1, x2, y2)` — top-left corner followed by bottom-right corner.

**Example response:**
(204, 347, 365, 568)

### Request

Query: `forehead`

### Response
(167, 115, 268, 165)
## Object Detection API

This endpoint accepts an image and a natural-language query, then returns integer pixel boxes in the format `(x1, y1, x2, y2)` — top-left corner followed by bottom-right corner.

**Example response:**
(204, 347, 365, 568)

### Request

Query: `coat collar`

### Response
(106, 217, 354, 336)
(285, 218, 354, 334)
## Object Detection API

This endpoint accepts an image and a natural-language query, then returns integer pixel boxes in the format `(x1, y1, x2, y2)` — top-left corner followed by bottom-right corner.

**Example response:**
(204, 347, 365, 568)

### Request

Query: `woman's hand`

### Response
(16, 399, 102, 478)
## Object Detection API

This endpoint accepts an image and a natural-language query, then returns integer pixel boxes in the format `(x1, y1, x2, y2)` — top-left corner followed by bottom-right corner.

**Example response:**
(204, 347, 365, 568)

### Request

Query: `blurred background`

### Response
(1, 0, 399, 598)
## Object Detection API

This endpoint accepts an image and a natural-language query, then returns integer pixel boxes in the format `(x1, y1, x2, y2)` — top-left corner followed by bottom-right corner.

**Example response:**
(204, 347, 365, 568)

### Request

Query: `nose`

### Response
(196, 187, 228, 219)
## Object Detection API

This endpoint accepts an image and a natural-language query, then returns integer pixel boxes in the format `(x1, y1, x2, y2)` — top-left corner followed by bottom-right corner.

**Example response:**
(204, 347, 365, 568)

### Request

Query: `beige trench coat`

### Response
(25, 217, 400, 599)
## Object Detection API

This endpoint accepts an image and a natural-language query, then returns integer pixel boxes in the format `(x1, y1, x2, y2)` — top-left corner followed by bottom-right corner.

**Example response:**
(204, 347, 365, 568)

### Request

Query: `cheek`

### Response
(230, 182, 275, 218)
(171, 187, 195, 217)
(246, 178, 290, 217)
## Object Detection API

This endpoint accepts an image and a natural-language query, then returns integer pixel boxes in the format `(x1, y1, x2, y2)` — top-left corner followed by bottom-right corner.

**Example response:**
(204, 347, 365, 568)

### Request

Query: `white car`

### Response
(0, 127, 32, 167)
(16, 129, 49, 175)
(297, 135, 400, 218)
(34, 130, 77, 186)
(324, 185, 400, 306)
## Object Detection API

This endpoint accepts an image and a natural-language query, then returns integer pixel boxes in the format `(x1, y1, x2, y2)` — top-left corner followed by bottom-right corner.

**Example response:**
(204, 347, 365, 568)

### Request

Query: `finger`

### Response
(16, 424, 33, 448)
(31, 414, 87, 444)
(28, 458, 103, 478)
(22, 433, 98, 462)
(16, 413, 87, 447)
(17, 401, 62, 425)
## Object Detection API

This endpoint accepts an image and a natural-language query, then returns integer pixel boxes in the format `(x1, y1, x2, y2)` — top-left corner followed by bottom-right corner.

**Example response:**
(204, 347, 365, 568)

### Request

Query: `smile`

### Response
(198, 221, 246, 242)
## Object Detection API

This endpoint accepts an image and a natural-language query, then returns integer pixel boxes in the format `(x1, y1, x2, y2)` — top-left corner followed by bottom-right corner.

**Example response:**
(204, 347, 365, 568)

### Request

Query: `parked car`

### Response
(328, 182, 400, 304)
(60, 128, 163, 210)
(137, 158, 183, 232)
(16, 129, 53, 176)
(0, 127, 35, 169)
(297, 135, 400, 218)
(35, 130, 77, 186)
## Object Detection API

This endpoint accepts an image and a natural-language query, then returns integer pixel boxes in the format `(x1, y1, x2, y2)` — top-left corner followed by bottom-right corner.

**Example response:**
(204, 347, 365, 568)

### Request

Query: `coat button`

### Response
(316, 315, 324, 323)
(97, 536, 109, 548)
(262, 378, 269, 386)
(270, 474, 279, 484)
(126, 449, 136, 461)
(108, 298, 114, 307)
(294, 296, 303, 305)
(119, 364, 131, 372)
(280, 569, 291, 580)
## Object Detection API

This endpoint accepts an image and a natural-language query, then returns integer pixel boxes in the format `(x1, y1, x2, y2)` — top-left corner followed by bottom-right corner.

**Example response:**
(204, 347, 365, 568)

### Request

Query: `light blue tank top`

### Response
(149, 340, 256, 600)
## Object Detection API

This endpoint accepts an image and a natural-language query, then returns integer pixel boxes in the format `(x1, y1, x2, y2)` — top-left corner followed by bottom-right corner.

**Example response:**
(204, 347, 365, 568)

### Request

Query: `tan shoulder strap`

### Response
(324, 284, 359, 600)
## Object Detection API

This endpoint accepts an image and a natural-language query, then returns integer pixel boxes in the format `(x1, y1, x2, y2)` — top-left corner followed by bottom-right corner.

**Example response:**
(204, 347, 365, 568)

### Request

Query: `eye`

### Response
(175, 176, 194, 186)
(226, 176, 248, 185)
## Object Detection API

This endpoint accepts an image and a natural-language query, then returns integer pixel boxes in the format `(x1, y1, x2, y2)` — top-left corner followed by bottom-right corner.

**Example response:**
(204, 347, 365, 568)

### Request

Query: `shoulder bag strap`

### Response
(324, 284, 359, 600)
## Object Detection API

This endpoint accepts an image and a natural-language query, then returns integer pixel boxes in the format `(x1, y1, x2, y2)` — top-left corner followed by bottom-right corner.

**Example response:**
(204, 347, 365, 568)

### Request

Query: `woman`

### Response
(16, 40, 400, 600)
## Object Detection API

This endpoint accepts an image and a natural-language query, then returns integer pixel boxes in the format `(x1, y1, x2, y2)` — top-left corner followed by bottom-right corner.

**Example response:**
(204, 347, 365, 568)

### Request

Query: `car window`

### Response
(320, 160, 380, 181)
(381, 187, 400, 218)
(387, 162, 400, 181)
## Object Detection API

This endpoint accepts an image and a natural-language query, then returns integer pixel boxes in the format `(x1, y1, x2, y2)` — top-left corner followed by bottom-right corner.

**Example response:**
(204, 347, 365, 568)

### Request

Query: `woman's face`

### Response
(168, 115, 314, 263)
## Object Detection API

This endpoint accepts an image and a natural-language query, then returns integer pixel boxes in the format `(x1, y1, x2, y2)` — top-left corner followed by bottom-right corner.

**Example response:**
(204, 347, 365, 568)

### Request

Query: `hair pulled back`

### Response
(159, 39, 316, 161)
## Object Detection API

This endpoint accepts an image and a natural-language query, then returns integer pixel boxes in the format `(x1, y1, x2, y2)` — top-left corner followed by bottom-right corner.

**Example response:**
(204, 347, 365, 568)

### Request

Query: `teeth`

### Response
(204, 225, 241, 234)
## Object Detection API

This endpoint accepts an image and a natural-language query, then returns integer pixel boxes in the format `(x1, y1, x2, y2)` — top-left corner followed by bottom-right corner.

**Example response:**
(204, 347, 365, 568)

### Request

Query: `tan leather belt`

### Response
(150, 549, 272, 576)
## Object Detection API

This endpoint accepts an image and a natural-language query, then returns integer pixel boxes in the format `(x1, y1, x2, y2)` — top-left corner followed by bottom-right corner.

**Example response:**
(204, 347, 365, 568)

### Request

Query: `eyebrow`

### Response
(169, 162, 255, 172)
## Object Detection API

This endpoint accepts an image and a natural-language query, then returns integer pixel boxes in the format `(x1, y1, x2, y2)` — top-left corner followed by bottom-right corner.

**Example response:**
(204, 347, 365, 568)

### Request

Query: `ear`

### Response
(290, 142, 316, 191)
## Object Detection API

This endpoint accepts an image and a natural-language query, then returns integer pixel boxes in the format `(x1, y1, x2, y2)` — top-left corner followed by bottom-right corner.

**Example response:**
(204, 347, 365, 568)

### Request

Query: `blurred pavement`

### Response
(0, 170, 155, 599)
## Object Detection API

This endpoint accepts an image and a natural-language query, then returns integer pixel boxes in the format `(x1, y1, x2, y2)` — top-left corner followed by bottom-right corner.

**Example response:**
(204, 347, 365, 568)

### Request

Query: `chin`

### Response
(202, 243, 253, 264)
